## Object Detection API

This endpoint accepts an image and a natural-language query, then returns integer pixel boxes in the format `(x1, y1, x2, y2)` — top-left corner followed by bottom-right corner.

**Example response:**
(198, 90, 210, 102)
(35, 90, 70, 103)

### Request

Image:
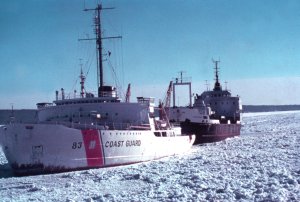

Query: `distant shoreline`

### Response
(243, 105, 300, 113)
(1, 106, 300, 123)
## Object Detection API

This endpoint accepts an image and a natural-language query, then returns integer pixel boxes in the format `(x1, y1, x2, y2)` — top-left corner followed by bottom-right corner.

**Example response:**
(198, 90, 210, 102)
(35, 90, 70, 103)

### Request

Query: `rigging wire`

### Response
(120, 29, 125, 91)
(107, 59, 123, 99)
(84, 42, 96, 79)
(103, 37, 125, 99)
(68, 39, 84, 98)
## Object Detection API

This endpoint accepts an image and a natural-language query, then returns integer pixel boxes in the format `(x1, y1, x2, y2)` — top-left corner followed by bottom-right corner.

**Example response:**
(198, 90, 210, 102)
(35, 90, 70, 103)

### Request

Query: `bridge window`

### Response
(154, 132, 161, 137)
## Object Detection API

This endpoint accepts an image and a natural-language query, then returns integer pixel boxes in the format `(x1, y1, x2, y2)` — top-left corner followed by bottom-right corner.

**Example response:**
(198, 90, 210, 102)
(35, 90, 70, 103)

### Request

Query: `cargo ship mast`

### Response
(213, 59, 222, 91)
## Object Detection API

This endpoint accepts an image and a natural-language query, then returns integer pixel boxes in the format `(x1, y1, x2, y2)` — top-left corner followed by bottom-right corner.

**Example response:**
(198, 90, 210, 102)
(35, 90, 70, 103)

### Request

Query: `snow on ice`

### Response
(0, 111, 299, 201)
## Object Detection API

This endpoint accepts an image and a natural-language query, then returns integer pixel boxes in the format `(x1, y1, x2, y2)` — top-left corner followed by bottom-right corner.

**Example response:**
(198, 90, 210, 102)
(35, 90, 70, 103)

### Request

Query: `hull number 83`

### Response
(72, 142, 82, 149)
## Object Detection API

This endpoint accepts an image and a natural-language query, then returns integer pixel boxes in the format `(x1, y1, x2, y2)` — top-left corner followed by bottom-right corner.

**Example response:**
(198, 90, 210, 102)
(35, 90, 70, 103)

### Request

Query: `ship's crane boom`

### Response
(158, 81, 173, 128)
(125, 83, 131, 103)
(163, 81, 173, 108)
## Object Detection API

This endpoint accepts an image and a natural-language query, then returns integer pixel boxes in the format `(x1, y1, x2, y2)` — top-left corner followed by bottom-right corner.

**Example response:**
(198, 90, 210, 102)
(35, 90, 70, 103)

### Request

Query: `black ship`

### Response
(167, 60, 242, 144)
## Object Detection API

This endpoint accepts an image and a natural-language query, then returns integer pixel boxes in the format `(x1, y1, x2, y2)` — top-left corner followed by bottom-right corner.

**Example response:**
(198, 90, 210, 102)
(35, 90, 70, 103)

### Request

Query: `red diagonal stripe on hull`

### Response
(81, 129, 104, 167)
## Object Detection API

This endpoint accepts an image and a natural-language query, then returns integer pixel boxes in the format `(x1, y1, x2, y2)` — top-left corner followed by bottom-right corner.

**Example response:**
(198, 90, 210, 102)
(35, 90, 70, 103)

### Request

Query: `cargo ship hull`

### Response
(180, 121, 241, 144)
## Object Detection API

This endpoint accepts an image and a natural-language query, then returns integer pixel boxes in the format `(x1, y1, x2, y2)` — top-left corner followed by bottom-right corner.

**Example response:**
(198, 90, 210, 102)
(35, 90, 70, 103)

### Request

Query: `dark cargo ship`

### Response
(167, 60, 242, 144)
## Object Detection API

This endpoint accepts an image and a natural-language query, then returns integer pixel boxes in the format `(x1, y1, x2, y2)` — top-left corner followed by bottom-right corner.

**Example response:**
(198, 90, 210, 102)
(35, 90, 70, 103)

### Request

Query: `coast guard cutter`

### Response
(0, 4, 195, 175)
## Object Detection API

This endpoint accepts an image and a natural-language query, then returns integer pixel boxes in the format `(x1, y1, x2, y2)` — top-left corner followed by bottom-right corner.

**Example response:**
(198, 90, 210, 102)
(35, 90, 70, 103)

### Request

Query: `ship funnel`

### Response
(61, 88, 65, 100)
(55, 90, 59, 101)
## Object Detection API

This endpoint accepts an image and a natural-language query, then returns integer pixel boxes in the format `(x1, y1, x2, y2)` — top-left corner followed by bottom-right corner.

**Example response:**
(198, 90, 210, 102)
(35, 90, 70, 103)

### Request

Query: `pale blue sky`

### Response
(1, 0, 300, 108)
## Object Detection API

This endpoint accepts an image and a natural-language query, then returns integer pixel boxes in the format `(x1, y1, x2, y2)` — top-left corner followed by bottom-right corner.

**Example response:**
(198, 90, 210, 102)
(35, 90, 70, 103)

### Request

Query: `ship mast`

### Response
(80, 4, 121, 97)
(212, 59, 222, 91)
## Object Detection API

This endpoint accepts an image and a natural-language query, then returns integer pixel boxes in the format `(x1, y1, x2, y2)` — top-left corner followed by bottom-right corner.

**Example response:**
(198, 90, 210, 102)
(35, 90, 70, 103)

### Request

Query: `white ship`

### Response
(0, 4, 195, 175)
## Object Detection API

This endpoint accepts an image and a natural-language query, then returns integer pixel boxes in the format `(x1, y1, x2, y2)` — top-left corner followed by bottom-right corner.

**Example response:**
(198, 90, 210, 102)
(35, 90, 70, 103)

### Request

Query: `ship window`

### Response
(215, 102, 217, 105)
(233, 102, 235, 105)
(162, 132, 167, 137)
(154, 132, 160, 137)
(106, 113, 108, 116)
(115, 113, 118, 116)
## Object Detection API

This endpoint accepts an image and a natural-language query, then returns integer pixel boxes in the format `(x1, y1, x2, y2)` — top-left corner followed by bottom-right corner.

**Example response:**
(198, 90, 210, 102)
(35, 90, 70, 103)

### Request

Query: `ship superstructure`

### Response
(195, 60, 242, 124)
(167, 60, 241, 144)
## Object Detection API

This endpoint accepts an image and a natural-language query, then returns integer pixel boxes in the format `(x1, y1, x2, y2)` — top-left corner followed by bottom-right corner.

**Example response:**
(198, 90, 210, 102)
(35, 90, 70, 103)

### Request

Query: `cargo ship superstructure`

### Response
(0, 4, 195, 175)
(168, 60, 241, 144)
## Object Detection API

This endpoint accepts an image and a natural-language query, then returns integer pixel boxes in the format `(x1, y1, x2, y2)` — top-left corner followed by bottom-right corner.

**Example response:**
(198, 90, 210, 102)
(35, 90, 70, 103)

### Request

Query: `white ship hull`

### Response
(0, 124, 195, 175)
